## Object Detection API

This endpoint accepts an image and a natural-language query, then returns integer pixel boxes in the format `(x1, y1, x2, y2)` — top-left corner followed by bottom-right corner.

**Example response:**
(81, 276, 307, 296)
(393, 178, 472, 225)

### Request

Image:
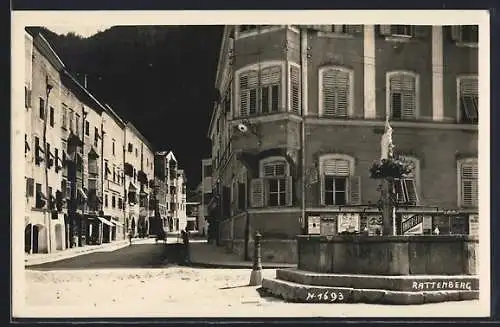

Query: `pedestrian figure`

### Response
(182, 228, 190, 264)
(433, 225, 440, 235)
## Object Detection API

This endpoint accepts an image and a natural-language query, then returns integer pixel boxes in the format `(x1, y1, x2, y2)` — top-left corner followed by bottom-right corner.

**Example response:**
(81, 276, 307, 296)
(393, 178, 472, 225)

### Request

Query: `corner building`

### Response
(209, 25, 479, 263)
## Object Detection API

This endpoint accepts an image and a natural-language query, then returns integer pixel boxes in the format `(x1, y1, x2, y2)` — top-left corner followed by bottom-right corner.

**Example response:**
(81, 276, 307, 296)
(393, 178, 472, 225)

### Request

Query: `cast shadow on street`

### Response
(27, 243, 177, 270)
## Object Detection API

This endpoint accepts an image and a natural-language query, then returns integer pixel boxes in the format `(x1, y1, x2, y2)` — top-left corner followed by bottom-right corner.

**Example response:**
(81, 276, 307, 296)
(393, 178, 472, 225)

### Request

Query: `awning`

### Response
(97, 216, 114, 226)
(78, 188, 87, 200)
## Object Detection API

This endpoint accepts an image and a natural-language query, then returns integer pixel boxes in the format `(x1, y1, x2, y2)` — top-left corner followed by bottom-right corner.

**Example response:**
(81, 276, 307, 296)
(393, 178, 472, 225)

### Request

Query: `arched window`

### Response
(249, 157, 292, 208)
(386, 71, 419, 120)
(394, 155, 420, 205)
(318, 154, 360, 206)
(319, 66, 354, 118)
(457, 158, 478, 208)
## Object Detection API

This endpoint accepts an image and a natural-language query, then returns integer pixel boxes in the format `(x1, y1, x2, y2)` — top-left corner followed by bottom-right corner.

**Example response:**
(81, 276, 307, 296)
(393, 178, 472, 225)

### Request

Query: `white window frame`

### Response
(259, 156, 290, 207)
(235, 61, 286, 118)
(457, 158, 478, 208)
(235, 25, 285, 39)
(318, 66, 354, 118)
(319, 154, 355, 206)
(456, 75, 479, 123)
(386, 71, 420, 120)
(288, 62, 302, 115)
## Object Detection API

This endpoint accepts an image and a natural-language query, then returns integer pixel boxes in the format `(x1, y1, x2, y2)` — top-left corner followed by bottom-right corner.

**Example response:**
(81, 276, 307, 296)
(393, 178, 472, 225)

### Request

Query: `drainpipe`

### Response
(123, 128, 127, 239)
(101, 120, 105, 242)
(43, 76, 53, 253)
(300, 27, 308, 234)
(81, 108, 88, 246)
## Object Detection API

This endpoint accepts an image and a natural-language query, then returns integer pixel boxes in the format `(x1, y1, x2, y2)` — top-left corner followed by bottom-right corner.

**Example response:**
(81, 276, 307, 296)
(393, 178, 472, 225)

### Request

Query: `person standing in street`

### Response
(182, 228, 190, 264)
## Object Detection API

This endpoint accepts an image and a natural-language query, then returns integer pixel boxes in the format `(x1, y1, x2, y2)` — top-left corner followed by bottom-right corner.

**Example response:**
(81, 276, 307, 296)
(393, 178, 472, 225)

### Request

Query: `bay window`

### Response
(238, 64, 282, 117)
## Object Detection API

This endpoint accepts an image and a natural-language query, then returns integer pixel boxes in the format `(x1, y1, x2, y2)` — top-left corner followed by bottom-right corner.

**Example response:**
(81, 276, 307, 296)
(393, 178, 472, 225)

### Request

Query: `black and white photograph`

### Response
(11, 10, 490, 318)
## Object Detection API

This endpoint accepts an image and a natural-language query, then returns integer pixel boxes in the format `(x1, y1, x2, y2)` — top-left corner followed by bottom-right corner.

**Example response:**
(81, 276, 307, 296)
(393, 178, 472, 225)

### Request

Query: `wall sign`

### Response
(469, 214, 479, 237)
(308, 216, 321, 235)
(337, 213, 360, 233)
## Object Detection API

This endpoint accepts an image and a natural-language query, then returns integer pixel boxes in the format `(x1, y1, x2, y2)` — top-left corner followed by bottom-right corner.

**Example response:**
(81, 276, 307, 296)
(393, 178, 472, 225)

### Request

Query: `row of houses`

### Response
(24, 28, 187, 254)
(203, 25, 479, 263)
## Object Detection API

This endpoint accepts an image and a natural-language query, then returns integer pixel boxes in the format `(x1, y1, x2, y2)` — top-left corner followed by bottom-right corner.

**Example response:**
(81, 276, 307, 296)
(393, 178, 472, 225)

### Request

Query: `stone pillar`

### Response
(249, 231, 263, 286)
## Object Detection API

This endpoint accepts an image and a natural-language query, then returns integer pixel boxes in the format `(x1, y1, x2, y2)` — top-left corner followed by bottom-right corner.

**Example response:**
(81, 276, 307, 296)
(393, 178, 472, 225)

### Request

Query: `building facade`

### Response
(24, 28, 157, 253)
(199, 158, 212, 238)
(25, 32, 68, 254)
(209, 25, 479, 263)
(124, 123, 154, 237)
(101, 104, 126, 241)
(155, 151, 189, 232)
(176, 169, 188, 231)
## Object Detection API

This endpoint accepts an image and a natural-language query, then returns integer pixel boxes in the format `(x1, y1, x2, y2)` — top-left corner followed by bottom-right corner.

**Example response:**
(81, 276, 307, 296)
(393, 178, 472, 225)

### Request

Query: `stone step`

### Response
(276, 269, 479, 292)
(261, 278, 478, 305)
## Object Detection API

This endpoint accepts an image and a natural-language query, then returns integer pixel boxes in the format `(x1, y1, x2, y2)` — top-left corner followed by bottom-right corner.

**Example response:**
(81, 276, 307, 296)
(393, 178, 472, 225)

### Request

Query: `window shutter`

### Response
(285, 176, 293, 206)
(379, 25, 392, 35)
(261, 66, 281, 85)
(461, 163, 478, 207)
(349, 176, 361, 205)
(404, 179, 419, 205)
(231, 181, 238, 215)
(460, 77, 479, 119)
(394, 179, 405, 204)
(319, 174, 325, 205)
(323, 159, 350, 176)
(290, 65, 301, 114)
(239, 71, 258, 117)
(322, 69, 350, 117)
(390, 74, 417, 119)
(26, 178, 34, 197)
(450, 25, 461, 41)
(250, 178, 264, 208)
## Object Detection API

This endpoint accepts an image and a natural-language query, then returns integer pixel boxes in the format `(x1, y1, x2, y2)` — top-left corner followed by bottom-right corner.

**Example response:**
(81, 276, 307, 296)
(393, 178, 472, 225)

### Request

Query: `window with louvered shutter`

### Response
(239, 71, 258, 117)
(461, 162, 478, 208)
(322, 68, 350, 117)
(389, 73, 417, 120)
(323, 159, 350, 176)
(250, 178, 264, 208)
(260, 66, 281, 113)
(459, 77, 478, 122)
(349, 176, 361, 205)
(290, 66, 301, 114)
(321, 158, 352, 205)
(263, 161, 286, 177)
